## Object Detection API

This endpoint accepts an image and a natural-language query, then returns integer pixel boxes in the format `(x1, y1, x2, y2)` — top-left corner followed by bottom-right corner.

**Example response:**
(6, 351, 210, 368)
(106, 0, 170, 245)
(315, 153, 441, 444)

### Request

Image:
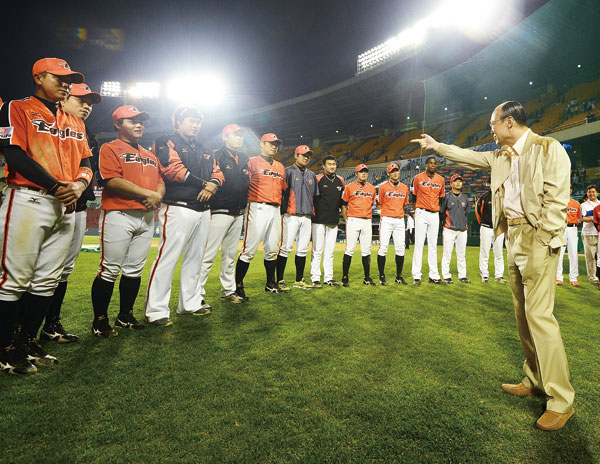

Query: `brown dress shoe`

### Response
(501, 382, 543, 397)
(536, 409, 574, 431)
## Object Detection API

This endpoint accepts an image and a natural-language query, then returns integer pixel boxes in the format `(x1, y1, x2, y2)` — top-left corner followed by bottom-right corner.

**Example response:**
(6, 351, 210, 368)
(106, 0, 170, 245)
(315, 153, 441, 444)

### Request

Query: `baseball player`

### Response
(580, 185, 599, 283)
(594, 203, 600, 289)
(376, 162, 409, 285)
(556, 185, 581, 286)
(310, 155, 345, 287)
(198, 124, 249, 303)
(440, 173, 471, 284)
(0, 58, 92, 375)
(475, 179, 506, 283)
(144, 107, 225, 326)
(41, 83, 102, 343)
(341, 164, 377, 287)
(91, 105, 164, 337)
(235, 133, 287, 298)
(276, 145, 319, 290)
(411, 156, 445, 285)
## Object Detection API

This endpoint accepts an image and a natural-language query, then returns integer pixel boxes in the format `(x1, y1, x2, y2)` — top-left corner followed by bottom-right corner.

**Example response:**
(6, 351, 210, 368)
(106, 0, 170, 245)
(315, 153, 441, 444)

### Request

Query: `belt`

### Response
(253, 201, 279, 207)
(481, 224, 493, 229)
(567, 223, 577, 227)
(418, 208, 438, 213)
(163, 199, 209, 212)
(291, 213, 311, 218)
(9, 184, 49, 195)
(507, 217, 530, 226)
(212, 208, 244, 216)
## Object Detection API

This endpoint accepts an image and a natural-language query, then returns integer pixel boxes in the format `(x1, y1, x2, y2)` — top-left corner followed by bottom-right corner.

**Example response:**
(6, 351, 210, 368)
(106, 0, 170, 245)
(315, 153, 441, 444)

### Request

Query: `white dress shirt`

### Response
(503, 129, 529, 219)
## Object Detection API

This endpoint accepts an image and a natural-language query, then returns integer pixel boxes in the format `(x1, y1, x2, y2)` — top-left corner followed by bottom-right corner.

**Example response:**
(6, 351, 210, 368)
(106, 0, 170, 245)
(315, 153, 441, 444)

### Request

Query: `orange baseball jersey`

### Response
(247, 156, 286, 205)
(98, 139, 163, 211)
(378, 181, 409, 218)
(0, 97, 92, 188)
(342, 181, 376, 218)
(566, 198, 581, 225)
(413, 172, 445, 212)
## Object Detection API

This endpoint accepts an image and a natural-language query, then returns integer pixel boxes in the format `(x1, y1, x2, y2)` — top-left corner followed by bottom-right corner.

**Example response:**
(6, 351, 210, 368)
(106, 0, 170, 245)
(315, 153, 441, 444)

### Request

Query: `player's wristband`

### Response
(75, 177, 89, 188)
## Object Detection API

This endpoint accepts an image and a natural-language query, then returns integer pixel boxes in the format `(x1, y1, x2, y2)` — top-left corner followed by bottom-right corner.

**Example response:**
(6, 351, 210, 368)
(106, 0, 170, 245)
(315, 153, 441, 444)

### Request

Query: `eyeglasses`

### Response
(489, 116, 507, 128)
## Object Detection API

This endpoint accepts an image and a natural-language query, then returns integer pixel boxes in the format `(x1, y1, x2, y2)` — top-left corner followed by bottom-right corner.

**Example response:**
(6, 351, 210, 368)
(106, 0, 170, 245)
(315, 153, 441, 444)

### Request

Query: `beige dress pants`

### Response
(507, 222, 574, 413)
(582, 234, 599, 282)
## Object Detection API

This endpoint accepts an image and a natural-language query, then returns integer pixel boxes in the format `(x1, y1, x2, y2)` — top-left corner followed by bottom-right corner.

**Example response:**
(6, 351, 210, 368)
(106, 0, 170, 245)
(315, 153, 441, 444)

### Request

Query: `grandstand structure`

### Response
(84, 0, 599, 236)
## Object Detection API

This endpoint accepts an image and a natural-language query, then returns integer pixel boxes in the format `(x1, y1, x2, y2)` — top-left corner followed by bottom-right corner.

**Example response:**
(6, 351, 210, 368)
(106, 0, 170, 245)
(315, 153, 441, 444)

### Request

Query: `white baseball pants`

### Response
(145, 205, 211, 321)
(441, 228, 467, 279)
(344, 217, 372, 257)
(411, 208, 440, 280)
(97, 209, 154, 283)
(279, 214, 311, 258)
(238, 202, 282, 262)
(60, 210, 87, 282)
(377, 216, 405, 257)
(479, 225, 505, 279)
(311, 223, 338, 282)
(199, 213, 243, 296)
(0, 187, 75, 300)
(556, 226, 579, 282)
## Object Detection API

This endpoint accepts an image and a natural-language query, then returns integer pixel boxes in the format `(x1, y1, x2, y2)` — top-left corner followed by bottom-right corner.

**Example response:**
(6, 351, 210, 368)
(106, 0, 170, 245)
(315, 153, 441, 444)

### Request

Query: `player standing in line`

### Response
(40, 83, 102, 343)
(341, 164, 377, 287)
(475, 179, 506, 283)
(144, 107, 223, 325)
(0, 58, 92, 375)
(310, 155, 345, 287)
(276, 145, 319, 290)
(592, 203, 600, 290)
(405, 212, 414, 250)
(556, 185, 581, 286)
(235, 133, 287, 298)
(580, 185, 599, 284)
(91, 105, 164, 337)
(440, 174, 471, 284)
(376, 162, 409, 285)
(198, 124, 249, 304)
(410, 156, 445, 285)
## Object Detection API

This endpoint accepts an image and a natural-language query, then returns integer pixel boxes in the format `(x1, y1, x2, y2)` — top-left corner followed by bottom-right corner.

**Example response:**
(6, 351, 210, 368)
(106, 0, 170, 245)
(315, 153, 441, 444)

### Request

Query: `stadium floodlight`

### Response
(126, 82, 160, 99)
(100, 81, 123, 97)
(167, 75, 226, 106)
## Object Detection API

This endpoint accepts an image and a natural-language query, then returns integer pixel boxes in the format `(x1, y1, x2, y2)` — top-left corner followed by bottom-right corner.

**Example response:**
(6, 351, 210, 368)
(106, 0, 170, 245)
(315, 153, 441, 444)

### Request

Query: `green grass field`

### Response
(1, 239, 598, 463)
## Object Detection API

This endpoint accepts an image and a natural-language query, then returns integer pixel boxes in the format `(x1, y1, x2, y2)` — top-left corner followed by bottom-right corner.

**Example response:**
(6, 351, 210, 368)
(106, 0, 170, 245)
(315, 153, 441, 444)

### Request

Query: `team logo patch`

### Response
(308, 179, 313, 185)
(204, 154, 210, 159)
(260, 169, 284, 179)
(30, 119, 84, 141)
(353, 191, 374, 198)
(385, 191, 406, 198)
(120, 153, 157, 167)
(461, 202, 466, 207)
(0, 126, 13, 139)
(58, 61, 71, 70)
(337, 186, 342, 191)
(224, 164, 232, 169)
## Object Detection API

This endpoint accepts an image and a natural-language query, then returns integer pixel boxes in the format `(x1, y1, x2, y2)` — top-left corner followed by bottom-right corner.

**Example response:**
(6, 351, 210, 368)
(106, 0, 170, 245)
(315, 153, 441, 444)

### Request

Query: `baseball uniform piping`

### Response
(0, 189, 16, 288)
(144, 205, 169, 316)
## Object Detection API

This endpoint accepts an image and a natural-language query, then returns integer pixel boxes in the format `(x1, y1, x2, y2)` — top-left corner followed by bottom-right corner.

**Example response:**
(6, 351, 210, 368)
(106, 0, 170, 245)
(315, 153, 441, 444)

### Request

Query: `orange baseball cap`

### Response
(295, 145, 313, 156)
(69, 83, 102, 104)
(355, 163, 369, 173)
(387, 162, 400, 174)
(112, 105, 150, 123)
(450, 173, 464, 182)
(222, 123, 242, 139)
(32, 58, 84, 84)
(261, 133, 282, 144)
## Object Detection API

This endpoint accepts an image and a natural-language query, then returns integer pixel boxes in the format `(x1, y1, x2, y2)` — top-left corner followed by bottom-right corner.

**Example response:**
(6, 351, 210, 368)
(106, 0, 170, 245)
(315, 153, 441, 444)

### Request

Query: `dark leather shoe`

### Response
(501, 382, 543, 397)
(536, 409, 574, 431)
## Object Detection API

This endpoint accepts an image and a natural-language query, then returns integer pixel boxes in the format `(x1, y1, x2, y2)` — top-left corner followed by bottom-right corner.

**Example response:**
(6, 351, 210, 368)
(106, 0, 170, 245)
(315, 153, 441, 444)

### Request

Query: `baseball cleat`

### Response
(41, 320, 79, 343)
(235, 285, 249, 302)
(324, 280, 340, 287)
(556, 280, 563, 286)
(276, 281, 292, 292)
(394, 276, 407, 285)
(363, 277, 375, 286)
(443, 278, 454, 284)
(569, 281, 580, 287)
(23, 338, 58, 367)
(458, 278, 472, 284)
(293, 279, 314, 290)
(494, 277, 507, 283)
(0, 344, 37, 375)
(428, 278, 444, 284)
(413, 279, 421, 286)
(265, 282, 284, 293)
(221, 292, 244, 303)
(192, 302, 212, 316)
(311, 281, 323, 288)
(341, 277, 350, 287)
(115, 311, 145, 329)
(379, 277, 389, 286)
(481, 277, 489, 283)
(148, 317, 173, 327)
(92, 316, 118, 338)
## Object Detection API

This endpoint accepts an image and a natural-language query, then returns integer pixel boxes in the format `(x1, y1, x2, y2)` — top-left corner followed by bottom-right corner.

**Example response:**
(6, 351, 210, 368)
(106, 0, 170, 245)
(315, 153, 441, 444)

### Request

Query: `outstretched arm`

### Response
(411, 134, 494, 171)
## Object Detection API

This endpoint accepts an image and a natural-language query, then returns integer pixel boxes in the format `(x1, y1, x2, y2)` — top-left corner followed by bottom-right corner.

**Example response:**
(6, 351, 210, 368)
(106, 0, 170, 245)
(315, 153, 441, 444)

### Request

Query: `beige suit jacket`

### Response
(436, 130, 570, 248)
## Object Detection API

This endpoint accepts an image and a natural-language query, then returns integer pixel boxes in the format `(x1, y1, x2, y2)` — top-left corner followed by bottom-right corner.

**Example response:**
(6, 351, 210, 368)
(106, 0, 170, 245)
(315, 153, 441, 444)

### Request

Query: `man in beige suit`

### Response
(412, 101, 574, 431)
